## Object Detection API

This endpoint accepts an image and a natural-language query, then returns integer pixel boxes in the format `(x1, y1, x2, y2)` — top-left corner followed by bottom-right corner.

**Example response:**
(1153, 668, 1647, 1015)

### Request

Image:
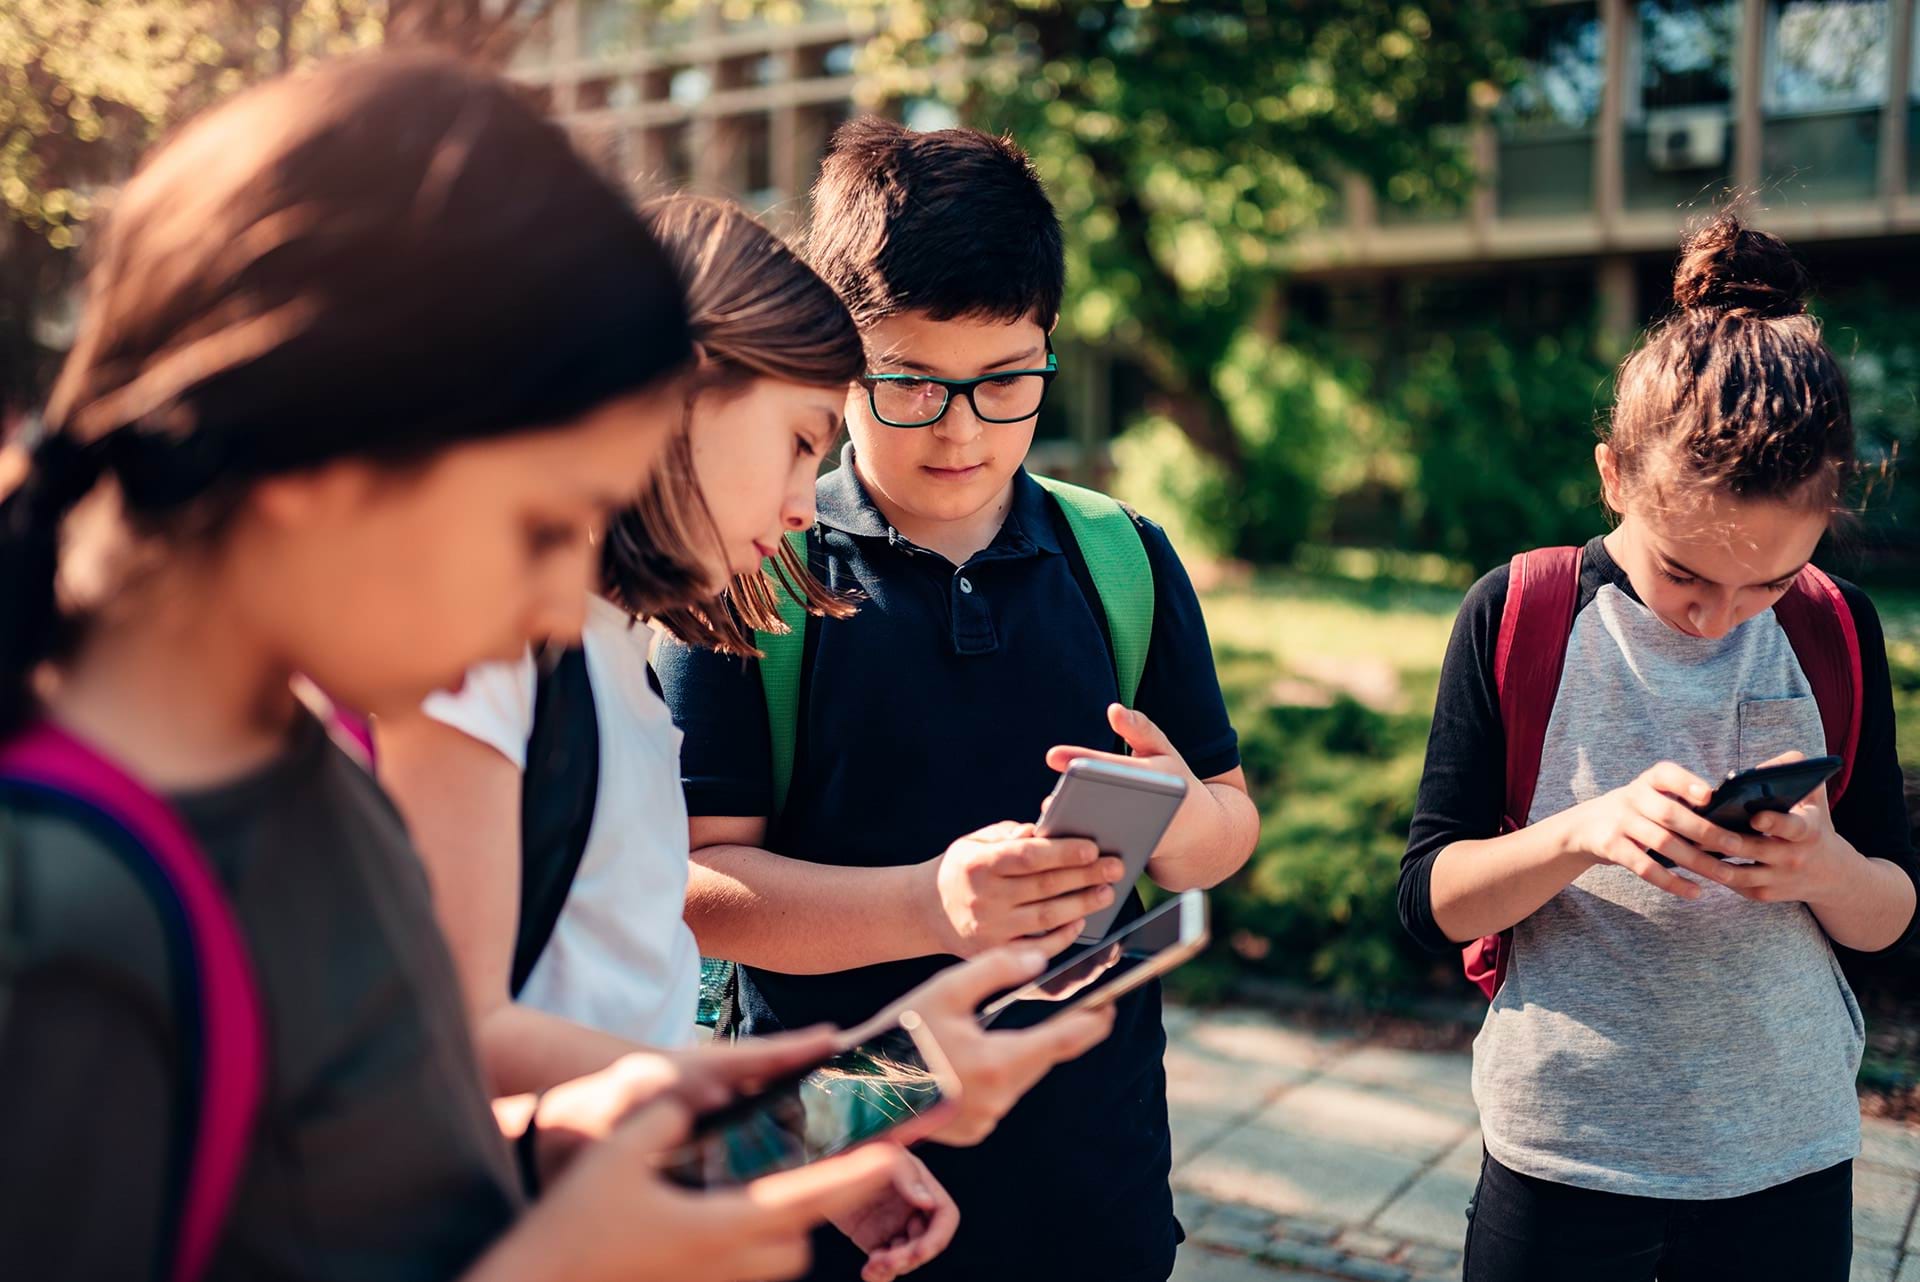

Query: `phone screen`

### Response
(980, 894, 1199, 1026)
(663, 1024, 945, 1188)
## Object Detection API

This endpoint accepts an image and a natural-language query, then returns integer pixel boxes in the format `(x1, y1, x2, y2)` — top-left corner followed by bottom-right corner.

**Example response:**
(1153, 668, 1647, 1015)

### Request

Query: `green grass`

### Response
(1190, 566, 1920, 1007)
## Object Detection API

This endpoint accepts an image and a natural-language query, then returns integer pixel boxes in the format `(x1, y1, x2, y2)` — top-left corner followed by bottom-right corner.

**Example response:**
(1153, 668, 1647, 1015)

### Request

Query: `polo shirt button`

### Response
(958, 576, 974, 594)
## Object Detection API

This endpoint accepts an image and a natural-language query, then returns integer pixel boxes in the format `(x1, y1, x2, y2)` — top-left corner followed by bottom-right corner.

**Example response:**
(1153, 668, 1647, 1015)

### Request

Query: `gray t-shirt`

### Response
(1403, 538, 1918, 1200)
(0, 711, 522, 1279)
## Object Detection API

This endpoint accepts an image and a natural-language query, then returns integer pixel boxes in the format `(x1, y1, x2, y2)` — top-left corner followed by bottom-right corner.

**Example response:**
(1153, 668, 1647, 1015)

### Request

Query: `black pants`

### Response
(1464, 1151, 1852, 1282)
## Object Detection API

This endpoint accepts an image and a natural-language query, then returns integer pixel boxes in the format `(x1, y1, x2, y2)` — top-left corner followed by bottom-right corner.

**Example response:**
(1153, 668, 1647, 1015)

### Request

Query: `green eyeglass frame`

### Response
(857, 347, 1059, 429)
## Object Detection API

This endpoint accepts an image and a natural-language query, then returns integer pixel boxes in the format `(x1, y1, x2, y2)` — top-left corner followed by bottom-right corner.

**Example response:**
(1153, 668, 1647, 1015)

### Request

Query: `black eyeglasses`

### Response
(858, 348, 1058, 429)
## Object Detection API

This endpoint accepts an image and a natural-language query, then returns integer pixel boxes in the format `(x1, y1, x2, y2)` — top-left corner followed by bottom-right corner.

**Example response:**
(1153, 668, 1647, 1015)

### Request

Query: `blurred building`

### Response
(519, 0, 1920, 470)
(1286, 0, 1920, 350)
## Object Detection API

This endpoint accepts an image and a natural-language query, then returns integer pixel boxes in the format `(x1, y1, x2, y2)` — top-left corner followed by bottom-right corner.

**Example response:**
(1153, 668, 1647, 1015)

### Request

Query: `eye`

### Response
(1657, 566, 1696, 586)
(985, 374, 1024, 389)
(888, 377, 931, 394)
(796, 432, 819, 459)
(525, 519, 580, 557)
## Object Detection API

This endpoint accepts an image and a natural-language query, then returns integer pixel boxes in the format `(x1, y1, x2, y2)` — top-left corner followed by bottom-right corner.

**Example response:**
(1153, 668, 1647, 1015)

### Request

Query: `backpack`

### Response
(1461, 545, 1864, 999)
(697, 475, 1155, 1029)
(340, 647, 602, 999)
(0, 721, 266, 1282)
(511, 646, 601, 997)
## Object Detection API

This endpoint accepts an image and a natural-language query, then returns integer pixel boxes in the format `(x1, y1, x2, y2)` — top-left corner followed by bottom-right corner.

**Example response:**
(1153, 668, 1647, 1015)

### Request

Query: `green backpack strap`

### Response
(1031, 474, 1154, 707)
(756, 528, 811, 819)
(699, 529, 810, 1035)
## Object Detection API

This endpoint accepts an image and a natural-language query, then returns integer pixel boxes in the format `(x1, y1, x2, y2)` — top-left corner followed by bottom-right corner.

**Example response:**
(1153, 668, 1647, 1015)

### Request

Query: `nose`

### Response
(527, 543, 593, 645)
(1687, 592, 1738, 640)
(932, 394, 984, 445)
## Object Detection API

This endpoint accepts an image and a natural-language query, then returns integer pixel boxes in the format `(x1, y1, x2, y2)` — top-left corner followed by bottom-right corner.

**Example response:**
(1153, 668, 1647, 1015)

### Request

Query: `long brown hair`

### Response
(601, 194, 860, 655)
(0, 52, 690, 735)
(1605, 212, 1854, 517)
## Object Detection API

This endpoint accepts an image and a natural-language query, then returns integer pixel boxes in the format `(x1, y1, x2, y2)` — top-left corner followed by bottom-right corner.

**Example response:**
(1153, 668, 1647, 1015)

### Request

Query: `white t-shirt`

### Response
(422, 595, 701, 1049)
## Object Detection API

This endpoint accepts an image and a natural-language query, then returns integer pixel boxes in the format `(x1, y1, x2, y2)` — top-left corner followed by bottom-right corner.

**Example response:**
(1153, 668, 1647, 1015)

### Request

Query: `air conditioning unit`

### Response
(1646, 109, 1729, 172)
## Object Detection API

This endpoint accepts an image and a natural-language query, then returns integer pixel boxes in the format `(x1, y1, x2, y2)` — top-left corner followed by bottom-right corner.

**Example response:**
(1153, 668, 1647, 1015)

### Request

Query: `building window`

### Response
(1501, 2, 1607, 130)
(1763, 0, 1886, 201)
(1627, 0, 1739, 210)
(1496, 2, 1603, 218)
(1767, 0, 1889, 113)
(670, 67, 713, 107)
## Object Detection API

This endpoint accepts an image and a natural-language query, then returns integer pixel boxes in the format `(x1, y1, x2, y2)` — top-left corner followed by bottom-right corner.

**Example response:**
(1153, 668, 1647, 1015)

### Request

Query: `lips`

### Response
(922, 463, 986, 480)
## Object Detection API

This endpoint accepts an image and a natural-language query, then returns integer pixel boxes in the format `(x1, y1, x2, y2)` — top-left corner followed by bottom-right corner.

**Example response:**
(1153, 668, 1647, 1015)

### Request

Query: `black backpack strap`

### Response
(511, 645, 600, 996)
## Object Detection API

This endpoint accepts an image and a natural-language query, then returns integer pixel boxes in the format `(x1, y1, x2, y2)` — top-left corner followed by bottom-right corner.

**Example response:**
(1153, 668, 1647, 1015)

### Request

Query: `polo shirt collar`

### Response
(814, 444, 1064, 557)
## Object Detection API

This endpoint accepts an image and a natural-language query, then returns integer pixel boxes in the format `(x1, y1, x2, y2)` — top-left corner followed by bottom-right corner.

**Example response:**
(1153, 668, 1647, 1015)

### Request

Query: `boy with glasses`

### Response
(657, 117, 1259, 1282)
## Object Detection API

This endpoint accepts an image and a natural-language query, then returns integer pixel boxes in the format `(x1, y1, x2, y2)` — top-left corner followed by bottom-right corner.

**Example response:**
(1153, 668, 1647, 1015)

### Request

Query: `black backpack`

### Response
(510, 646, 602, 996)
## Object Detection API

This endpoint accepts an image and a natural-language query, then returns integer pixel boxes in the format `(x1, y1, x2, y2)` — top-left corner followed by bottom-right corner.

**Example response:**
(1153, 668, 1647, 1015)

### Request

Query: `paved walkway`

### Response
(1161, 1004, 1920, 1282)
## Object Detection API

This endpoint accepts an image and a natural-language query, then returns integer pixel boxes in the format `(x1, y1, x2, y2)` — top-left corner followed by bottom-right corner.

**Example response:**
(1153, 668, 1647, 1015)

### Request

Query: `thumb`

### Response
(908, 947, 1050, 1016)
(612, 1096, 693, 1155)
(1109, 704, 1174, 757)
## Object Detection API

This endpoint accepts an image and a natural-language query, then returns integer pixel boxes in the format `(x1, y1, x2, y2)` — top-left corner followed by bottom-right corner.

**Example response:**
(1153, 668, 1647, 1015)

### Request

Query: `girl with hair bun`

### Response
(1399, 212, 1918, 1281)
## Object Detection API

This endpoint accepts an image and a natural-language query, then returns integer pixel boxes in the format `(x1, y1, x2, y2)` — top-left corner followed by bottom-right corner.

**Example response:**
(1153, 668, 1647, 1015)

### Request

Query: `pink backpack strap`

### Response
(0, 722, 264, 1282)
(1771, 564, 1862, 808)
(1462, 546, 1583, 1000)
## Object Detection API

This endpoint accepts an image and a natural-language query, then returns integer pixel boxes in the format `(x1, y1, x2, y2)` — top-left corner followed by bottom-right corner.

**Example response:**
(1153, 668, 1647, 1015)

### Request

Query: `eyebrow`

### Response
(1661, 554, 1807, 588)
(889, 344, 1045, 377)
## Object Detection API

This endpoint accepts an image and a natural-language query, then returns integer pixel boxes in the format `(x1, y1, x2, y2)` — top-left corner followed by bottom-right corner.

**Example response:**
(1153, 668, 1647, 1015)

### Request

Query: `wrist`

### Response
(907, 857, 961, 958)
(1805, 834, 1873, 910)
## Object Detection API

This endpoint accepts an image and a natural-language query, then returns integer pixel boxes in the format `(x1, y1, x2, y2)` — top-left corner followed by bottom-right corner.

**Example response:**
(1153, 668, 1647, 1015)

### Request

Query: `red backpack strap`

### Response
(1463, 546, 1584, 999)
(1771, 563, 1863, 807)
(0, 722, 264, 1282)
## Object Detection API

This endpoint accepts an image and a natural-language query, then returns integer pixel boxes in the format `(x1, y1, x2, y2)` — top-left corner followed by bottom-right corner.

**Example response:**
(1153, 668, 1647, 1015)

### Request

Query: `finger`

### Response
(1024, 919, 1084, 959)
(1007, 858, 1123, 904)
(1753, 809, 1813, 843)
(888, 1152, 938, 1211)
(1107, 703, 1178, 758)
(916, 1186, 960, 1264)
(1608, 837, 1702, 899)
(1044, 745, 1137, 774)
(690, 1026, 842, 1089)
(1625, 818, 1730, 884)
(745, 1143, 905, 1231)
(1003, 1006, 1117, 1077)
(612, 1095, 693, 1152)
(1758, 750, 1808, 767)
(904, 946, 1051, 1017)
(966, 820, 1033, 844)
(990, 837, 1100, 877)
(1640, 761, 1715, 807)
(1013, 886, 1110, 935)
(1638, 793, 1748, 859)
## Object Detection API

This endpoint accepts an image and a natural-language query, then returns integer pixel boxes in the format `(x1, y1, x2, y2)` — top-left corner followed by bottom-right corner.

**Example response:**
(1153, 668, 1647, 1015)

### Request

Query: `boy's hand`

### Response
(1045, 705, 1218, 871)
(920, 822, 1125, 958)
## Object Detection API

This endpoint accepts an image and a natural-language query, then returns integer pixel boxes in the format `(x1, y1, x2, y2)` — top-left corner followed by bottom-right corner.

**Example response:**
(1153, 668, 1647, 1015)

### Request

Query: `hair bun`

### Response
(1672, 213, 1809, 318)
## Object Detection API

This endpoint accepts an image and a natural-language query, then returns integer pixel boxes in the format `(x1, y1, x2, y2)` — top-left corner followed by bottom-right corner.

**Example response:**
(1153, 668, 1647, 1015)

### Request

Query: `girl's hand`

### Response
(829, 1148, 960, 1282)
(1560, 762, 1749, 897)
(1698, 752, 1862, 906)
(475, 1099, 903, 1282)
(529, 1027, 842, 1183)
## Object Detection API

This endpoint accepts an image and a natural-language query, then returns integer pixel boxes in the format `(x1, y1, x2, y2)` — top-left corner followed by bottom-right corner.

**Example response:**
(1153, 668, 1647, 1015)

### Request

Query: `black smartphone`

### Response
(660, 1013, 958, 1189)
(1694, 755, 1842, 836)
(1645, 756, 1842, 868)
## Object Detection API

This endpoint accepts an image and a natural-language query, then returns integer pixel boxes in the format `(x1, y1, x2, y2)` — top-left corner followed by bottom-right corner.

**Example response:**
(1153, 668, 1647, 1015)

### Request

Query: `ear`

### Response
(248, 461, 377, 530)
(1595, 442, 1626, 515)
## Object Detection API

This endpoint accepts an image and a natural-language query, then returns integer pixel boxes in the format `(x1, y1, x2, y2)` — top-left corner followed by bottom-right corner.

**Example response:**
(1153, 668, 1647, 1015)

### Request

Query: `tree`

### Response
(838, 0, 1519, 486)
(0, 0, 545, 410)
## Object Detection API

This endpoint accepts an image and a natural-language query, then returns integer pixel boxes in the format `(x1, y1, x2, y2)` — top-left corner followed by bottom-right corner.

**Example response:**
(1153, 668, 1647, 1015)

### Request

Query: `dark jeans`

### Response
(1464, 1152, 1852, 1282)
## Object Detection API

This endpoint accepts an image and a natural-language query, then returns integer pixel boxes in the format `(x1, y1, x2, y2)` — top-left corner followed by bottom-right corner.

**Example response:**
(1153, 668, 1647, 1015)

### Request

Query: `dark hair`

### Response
(806, 115, 1064, 330)
(1606, 212, 1853, 515)
(0, 51, 692, 734)
(601, 194, 858, 655)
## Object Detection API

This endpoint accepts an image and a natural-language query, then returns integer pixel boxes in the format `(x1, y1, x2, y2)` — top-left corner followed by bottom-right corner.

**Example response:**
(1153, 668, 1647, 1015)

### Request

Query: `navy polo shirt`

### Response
(657, 445, 1239, 1282)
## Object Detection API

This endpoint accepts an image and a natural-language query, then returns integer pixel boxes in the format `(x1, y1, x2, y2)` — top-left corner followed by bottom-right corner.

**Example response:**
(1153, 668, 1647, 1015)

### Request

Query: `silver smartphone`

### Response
(1036, 758, 1188, 943)
(978, 890, 1210, 1027)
